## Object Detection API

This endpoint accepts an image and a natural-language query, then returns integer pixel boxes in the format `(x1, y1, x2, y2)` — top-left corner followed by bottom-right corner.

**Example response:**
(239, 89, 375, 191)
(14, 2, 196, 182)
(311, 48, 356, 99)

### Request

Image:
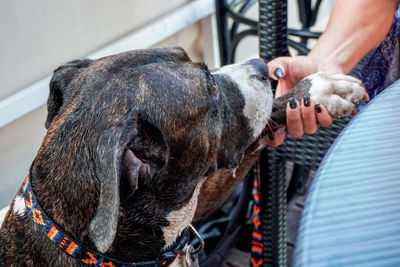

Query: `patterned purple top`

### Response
(355, 3, 400, 99)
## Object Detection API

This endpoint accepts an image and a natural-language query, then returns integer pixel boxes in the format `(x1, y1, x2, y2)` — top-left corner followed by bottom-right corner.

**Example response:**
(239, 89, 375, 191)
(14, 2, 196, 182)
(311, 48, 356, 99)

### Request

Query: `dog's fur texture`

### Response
(0, 47, 368, 266)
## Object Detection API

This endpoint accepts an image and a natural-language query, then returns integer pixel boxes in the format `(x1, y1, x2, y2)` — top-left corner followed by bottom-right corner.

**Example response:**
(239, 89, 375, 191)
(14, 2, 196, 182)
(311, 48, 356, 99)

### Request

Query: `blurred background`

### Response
(0, 0, 335, 208)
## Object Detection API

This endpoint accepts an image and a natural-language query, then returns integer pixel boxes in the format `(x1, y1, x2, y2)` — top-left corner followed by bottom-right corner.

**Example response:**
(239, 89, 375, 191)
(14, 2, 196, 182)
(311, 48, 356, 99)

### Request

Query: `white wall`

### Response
(0, 0, 196, 100)
(0, 0, 216, 207)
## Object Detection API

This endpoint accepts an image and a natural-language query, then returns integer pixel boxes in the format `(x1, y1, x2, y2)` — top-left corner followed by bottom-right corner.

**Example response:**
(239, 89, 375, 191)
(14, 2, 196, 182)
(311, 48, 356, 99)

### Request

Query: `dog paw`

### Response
(306, 72, 369, 118)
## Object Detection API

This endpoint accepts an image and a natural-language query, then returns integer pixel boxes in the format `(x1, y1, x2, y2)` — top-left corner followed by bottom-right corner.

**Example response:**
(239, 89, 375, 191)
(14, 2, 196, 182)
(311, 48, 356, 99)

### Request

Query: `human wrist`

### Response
(308, 50, 345, 74)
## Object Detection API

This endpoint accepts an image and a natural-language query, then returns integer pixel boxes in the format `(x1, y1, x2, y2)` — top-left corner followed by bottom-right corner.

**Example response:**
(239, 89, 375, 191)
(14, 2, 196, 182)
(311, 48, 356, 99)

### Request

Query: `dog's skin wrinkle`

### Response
(212, 74, 250, 170)
(0, 47, 367, 266)
(163, 179, 205, 249)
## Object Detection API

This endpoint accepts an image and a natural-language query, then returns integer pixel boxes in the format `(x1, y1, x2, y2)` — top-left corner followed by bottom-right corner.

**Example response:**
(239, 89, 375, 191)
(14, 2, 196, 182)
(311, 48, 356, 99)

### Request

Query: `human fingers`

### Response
(286, 98, 304, 139)
(266, 132, 286, 147)
(268, 57, 291, 80)
(269, 56, 316, 97)
(300, 96, 318, 134)
(275, 79, 295, 98)
(315, 104, 333, 127)
(268, 58, 291, 98)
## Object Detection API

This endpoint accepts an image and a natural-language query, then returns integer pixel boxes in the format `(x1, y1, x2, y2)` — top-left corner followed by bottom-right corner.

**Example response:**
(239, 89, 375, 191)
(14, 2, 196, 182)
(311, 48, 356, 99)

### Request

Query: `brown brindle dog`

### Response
(0, 47, 367, 266)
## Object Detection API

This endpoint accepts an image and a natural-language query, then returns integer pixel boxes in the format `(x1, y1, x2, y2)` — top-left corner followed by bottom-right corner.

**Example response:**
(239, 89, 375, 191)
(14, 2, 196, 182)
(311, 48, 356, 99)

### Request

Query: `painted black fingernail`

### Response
(274, 68, 285, 79)
(304, 96, 310, 107)
(267, 132, 274, 140)
(289, 97, 297, 109)
(315, 104, 322, 113)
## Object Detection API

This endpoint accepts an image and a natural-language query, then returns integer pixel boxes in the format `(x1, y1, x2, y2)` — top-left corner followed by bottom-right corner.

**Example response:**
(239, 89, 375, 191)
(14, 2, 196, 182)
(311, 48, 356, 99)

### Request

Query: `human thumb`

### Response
(267, 57, 291, 80)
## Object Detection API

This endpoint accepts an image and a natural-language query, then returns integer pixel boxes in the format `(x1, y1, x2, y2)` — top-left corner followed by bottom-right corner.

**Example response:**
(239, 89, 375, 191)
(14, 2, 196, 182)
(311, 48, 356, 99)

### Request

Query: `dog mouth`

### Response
(204, 162, 218, 177)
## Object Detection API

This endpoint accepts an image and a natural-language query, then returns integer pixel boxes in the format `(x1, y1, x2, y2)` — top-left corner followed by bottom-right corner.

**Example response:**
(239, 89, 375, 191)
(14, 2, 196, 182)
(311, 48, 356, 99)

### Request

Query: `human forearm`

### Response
(309, 0, 399, 74)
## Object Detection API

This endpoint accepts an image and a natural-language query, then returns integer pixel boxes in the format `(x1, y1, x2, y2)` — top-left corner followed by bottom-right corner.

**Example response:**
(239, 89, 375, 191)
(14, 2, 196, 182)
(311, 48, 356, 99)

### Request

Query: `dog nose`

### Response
(247, 59, 269, 78)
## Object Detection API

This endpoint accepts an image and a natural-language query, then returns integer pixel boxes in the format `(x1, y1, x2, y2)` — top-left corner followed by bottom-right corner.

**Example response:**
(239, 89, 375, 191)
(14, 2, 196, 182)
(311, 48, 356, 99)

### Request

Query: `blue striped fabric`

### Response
(293, 80, 400, 267)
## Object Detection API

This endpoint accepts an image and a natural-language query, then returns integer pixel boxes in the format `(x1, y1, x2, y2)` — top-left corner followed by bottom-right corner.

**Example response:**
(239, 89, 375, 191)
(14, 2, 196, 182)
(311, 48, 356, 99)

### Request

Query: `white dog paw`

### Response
(307, 72, 369, 118)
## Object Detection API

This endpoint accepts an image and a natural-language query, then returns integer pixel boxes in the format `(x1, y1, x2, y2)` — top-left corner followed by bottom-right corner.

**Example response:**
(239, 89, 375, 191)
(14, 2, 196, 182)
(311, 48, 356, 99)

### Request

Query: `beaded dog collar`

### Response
(22, 167, 203, 266)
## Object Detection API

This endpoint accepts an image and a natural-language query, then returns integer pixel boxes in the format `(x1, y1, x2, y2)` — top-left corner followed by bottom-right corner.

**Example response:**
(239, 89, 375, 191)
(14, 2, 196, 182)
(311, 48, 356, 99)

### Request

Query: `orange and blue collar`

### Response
(22, 167, 200, 267)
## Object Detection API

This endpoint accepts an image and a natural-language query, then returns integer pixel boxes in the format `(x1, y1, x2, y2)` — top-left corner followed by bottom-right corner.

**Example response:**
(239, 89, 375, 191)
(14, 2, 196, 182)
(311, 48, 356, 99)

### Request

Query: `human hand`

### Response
(266, 56, 341, 146)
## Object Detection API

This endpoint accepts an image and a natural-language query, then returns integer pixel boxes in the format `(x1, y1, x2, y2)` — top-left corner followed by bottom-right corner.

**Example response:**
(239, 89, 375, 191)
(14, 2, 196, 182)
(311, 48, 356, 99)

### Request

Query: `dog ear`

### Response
(45, 59, 92, 128)
(90, 115, 168, 253)
(128, 116, 169, 172)
(89, 127, 125, 253)
(120, 117, 168, 196)
(158, 46, 191, 62)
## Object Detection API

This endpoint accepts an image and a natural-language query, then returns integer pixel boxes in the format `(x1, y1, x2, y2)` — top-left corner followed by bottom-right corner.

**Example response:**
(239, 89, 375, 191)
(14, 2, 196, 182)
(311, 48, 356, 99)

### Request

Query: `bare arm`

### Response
(309, 0, 399, 74)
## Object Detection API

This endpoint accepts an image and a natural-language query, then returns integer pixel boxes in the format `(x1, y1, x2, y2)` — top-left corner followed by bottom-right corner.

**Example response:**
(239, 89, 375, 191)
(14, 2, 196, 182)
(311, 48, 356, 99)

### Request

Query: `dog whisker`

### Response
(268, 118, 278, 128)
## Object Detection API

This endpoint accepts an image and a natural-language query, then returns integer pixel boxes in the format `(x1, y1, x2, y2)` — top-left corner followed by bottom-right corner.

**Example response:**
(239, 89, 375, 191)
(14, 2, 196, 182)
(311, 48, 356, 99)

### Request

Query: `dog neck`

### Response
(29, 156, 204, 264)
(23, 169, 195, 266)
(29, 161, 166, 263)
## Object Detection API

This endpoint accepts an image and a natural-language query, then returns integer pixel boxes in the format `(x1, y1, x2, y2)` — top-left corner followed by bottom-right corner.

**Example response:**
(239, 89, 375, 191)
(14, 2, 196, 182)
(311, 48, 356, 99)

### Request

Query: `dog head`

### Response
(37, 47, 272, 258)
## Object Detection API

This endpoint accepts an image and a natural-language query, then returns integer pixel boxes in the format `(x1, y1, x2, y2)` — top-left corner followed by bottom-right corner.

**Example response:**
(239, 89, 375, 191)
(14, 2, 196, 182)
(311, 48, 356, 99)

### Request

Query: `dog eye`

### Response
(250, 74, 268, 81)
(207, 72, 220, 100)
(212, 85, 220, 100)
